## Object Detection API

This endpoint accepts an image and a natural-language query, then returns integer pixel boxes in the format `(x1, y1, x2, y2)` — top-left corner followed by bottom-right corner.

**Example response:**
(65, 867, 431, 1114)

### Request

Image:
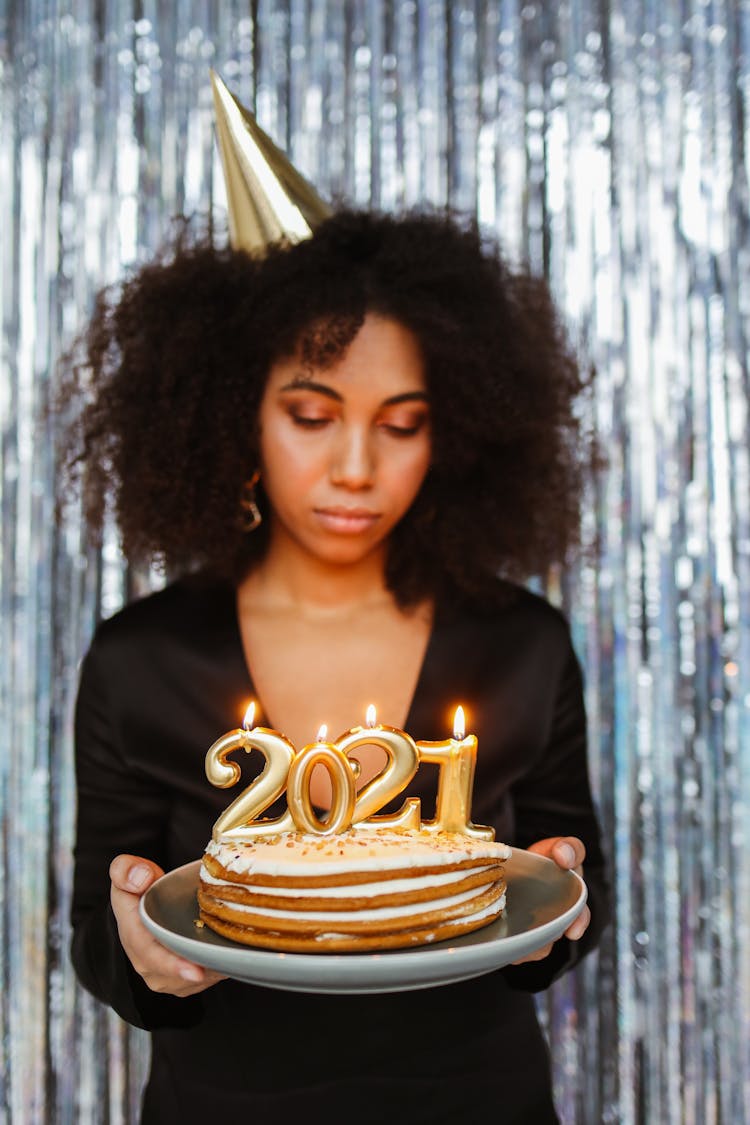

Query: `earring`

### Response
(239, 470, 262, 532)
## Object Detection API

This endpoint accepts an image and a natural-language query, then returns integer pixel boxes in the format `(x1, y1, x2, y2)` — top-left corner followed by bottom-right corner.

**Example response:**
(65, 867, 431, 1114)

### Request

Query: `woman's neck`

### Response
(241, 532, 392, 619)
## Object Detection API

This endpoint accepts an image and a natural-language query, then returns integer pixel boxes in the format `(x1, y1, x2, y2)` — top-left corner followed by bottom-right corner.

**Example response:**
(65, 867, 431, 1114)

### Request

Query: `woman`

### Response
(64, 209, 609, 1123)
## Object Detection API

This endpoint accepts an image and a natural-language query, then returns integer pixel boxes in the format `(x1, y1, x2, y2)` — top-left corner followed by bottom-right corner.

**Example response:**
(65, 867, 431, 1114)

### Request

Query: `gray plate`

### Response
(140, 847, 586, 995)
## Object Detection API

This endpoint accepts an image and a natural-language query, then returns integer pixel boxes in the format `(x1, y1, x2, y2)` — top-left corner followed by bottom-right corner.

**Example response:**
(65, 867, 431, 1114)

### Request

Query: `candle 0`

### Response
(416, 707, 494, 840)
(287, 725, 356, 835)
(205, 702, 296, 842)
(338, 705, 422, 831)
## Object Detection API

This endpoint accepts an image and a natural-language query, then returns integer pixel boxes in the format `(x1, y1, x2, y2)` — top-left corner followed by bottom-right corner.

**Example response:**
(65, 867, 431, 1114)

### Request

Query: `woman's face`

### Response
(257, 313, 431, 568)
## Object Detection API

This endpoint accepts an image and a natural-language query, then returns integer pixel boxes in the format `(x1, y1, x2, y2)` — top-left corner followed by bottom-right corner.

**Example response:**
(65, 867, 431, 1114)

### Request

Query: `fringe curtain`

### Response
(1, 2, 748, 1121)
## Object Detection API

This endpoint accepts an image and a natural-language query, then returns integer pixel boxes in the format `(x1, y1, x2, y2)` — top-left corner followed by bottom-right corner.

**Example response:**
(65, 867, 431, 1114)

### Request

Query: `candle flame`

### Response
(453, 706, 465, 740)
(317, 724, 328, 742)
(243, 701, 256, 731)
(366, 704, 377, 728)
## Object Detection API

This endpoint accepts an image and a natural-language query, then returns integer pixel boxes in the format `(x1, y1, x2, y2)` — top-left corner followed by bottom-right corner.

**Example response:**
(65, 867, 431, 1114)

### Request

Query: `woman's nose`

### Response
(329, 426, 375, 488)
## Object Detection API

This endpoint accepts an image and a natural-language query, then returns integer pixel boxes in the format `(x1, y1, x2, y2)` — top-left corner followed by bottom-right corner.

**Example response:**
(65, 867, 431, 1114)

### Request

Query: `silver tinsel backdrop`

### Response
(1, 2, 749, 1122)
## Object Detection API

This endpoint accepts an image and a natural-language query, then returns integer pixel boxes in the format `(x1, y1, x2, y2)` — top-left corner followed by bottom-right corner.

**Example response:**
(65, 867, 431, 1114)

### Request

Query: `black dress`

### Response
(71, 577, 609, 1124)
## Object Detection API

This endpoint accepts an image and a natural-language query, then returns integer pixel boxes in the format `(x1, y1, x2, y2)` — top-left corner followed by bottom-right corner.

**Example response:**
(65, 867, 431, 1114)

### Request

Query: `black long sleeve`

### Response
(502, 640, 610, 991)
(71, 635, 204, 1029)
(68, 577, 609, 1121)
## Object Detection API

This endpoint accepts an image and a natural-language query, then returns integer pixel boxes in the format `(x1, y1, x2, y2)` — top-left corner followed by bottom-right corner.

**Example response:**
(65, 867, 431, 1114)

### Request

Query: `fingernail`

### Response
(179, 966, 202, 983)
(128, 864, 150, 890)
(557, 843, 576, 866)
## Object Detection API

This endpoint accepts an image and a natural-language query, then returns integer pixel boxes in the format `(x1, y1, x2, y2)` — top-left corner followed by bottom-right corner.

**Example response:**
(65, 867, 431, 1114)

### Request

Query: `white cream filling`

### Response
(199, 863, 494, 898)
(310, 891, 507, 941)
(444, 889, 506, 924)
(204, 883, 501, 924)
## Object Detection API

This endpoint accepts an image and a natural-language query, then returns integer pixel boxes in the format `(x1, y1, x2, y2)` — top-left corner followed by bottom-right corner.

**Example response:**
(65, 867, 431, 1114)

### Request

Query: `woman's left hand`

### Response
(511, 836, 591, 964)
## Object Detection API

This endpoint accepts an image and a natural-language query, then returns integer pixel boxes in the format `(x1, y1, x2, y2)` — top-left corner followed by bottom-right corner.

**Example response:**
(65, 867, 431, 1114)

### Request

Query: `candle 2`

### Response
(337, 704, 422, 831)
(205, 702, 296, 841)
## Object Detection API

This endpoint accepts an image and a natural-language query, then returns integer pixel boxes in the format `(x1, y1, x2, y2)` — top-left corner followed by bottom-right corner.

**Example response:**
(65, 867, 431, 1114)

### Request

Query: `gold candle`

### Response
(205, 702, 296, 842)
(416, 707, 494, 840)
(337, 705, 422, 831)
(287, 725, 357, 835)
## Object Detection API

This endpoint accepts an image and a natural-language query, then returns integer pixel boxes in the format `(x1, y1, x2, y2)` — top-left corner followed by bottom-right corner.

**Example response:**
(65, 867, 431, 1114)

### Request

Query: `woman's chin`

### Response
(266, 518, 391, 569)
(306, 530, 388, 568)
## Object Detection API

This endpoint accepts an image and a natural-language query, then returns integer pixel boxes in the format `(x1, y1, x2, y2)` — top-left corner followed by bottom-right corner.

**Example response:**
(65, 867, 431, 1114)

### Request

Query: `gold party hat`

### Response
(210, 71, 331, 254)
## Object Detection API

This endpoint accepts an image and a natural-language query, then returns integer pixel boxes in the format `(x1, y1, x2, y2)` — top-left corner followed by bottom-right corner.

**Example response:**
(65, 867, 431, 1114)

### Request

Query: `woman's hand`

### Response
(511, 836, 591, 964)
(110, 854, 227, 997)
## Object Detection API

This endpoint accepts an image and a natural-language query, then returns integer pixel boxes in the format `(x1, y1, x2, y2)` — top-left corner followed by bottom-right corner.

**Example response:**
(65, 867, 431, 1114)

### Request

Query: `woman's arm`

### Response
(501, 637, 610, 991)
(70, 633, 216, 1029)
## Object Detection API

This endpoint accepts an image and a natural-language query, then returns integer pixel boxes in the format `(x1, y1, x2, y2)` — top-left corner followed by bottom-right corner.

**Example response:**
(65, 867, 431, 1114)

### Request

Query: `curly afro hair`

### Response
(58, 209, 592, 607)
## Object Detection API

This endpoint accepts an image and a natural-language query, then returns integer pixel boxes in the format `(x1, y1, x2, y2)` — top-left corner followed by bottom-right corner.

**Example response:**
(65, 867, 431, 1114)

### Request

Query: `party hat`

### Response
(210, 71, 331, 254)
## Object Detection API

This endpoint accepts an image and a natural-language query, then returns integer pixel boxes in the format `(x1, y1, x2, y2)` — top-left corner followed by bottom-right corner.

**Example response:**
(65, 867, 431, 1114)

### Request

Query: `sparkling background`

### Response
(1, 2, 749, 1122)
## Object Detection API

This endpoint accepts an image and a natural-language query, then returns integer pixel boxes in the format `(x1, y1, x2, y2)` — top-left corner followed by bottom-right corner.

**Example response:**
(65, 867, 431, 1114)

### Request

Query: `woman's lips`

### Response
(314, 507, 381, 534)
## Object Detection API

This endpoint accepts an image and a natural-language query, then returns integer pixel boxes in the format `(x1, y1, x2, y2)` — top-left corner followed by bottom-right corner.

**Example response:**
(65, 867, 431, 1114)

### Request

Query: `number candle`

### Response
(416, 707, 494, 840)
(287, 725, 357, 835)
(205, 704, 494, 840)
(337, 705, 422, 831)
(205, 702, 296, 841)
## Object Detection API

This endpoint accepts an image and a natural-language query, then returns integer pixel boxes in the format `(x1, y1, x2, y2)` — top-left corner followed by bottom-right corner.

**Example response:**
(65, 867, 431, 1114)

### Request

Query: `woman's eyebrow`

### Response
(382, 391, 429, 406)
(279, 378, 343, 401)
(279, 380, 429, 407)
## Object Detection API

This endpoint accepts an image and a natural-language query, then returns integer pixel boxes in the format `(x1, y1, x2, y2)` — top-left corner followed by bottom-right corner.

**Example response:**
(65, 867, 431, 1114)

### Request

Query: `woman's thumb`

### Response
(109, 854, 164, 895)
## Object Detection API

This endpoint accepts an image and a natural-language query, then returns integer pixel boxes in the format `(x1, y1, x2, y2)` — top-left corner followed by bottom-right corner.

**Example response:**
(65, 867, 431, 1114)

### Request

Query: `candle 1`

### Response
(416, 706, 494, 840)
(337, 704, 422, 831)
(286, 724, 357, 835)
(205, 702, 296, 842)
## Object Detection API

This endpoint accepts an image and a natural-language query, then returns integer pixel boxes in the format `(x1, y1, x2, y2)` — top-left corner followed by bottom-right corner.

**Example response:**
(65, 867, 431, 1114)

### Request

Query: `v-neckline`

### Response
(226, 585, 440, 743)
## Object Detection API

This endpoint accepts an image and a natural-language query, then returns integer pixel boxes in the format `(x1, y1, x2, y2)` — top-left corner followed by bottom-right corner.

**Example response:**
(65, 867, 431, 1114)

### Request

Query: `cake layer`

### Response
(198, 889, 507, 952)
(197, 879, 505, 936)
(203, 829, 511, 887)
(199, 863, 498, 911)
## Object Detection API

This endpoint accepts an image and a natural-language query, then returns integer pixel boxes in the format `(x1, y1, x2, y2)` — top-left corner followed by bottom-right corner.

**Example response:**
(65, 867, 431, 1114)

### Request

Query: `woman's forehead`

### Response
(267, 313, 427, 395)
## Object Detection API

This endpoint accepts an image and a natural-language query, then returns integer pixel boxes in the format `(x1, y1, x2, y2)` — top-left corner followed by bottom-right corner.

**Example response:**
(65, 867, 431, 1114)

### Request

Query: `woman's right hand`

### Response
(109, 854, 226, 997)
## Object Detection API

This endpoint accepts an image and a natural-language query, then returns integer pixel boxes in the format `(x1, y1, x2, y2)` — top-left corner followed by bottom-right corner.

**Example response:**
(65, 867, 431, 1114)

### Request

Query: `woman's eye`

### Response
(290, 414, 331, 429)
(379, 417, 428, 438)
